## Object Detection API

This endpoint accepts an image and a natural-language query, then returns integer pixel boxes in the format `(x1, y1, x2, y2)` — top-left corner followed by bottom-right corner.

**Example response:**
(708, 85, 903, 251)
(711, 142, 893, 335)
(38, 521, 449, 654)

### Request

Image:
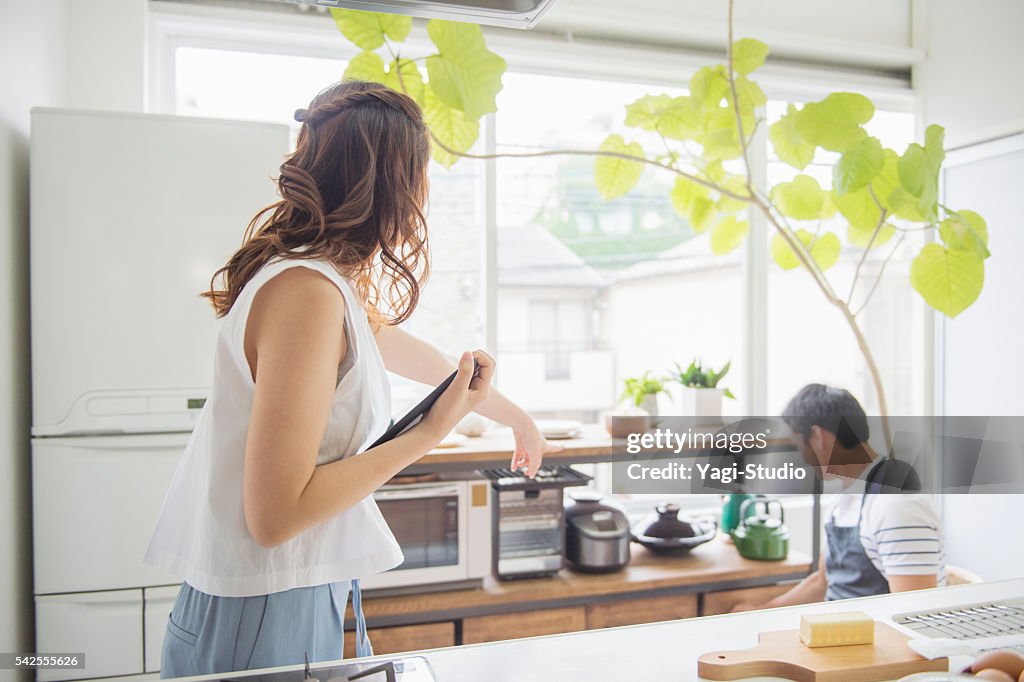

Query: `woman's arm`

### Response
(373, 324, 561, 476)
(242, 268, 493, 547)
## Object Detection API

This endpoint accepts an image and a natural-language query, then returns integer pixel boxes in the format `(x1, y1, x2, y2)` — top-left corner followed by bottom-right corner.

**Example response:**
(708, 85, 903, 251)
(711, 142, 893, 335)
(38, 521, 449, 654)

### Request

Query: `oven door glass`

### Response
(377, 490, 460, 570)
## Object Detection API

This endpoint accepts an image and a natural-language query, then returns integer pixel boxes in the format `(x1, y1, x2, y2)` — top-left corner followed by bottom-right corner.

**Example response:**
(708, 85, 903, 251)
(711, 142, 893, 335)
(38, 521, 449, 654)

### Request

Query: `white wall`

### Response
(65, 0, 148, 112)
(0, 0, 69, 668)
(1, 0, 146, 664)
(915, 0, 1024, 148)
(914, 0, 1024, 581)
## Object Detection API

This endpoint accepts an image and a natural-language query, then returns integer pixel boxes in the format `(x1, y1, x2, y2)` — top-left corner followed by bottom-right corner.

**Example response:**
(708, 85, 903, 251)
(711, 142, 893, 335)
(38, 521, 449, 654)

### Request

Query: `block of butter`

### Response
(799, 611, 875, 648)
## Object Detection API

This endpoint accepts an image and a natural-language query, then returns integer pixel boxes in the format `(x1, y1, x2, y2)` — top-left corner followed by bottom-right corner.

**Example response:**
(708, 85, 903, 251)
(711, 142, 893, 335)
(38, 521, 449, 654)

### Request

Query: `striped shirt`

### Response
(826, 477, 946, 586)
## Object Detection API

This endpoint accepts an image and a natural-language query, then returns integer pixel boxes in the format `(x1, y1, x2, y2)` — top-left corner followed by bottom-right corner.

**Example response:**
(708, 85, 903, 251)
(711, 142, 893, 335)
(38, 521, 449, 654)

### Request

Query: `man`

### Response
(734, 384, 945, 611)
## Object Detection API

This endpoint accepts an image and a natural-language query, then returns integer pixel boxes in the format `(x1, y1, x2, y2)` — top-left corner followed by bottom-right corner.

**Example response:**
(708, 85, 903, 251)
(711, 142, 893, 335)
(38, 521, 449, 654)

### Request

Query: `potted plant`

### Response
(619, 371, 667, 417)
(669, 359, 735, 418)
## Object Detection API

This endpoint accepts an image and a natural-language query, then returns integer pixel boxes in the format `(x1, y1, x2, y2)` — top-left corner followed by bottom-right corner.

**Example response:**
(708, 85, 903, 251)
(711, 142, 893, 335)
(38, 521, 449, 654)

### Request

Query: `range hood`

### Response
(282, 0, 559, 29)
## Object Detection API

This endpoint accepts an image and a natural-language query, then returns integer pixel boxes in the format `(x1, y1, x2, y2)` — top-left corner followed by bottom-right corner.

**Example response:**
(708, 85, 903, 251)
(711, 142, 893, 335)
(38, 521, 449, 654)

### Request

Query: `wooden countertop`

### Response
(352, 534, 811, 627)
(407, 423, 794, 472)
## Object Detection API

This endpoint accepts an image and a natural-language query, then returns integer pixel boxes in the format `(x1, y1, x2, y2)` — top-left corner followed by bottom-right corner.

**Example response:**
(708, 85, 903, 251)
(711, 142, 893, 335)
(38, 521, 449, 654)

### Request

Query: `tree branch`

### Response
(854, 234, 906, 317)
(427, 129, 752, 202)
(726, 0, 753, 181)
(847, 186, 889, 305)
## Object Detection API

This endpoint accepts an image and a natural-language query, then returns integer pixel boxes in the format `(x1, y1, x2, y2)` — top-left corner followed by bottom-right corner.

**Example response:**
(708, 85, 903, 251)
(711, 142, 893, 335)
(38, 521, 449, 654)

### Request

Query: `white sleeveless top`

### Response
(144, 257, 403, 597)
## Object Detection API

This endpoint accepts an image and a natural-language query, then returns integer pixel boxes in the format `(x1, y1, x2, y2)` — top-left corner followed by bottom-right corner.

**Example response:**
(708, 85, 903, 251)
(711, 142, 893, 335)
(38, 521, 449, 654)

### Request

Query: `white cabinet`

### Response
(32, 434, 187, 594)
(36, 591, 144, 681)
(143, 586, 181, 673)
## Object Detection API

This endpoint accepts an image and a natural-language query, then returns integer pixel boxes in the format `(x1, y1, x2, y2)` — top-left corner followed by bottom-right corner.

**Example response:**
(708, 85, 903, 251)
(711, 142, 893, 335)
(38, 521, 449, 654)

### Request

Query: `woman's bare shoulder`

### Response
(245, 264, 348, 378)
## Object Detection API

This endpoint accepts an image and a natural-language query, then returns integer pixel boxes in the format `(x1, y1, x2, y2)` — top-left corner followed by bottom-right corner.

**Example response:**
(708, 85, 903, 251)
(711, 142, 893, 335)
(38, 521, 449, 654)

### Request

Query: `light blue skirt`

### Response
(160, 579, 372, 679)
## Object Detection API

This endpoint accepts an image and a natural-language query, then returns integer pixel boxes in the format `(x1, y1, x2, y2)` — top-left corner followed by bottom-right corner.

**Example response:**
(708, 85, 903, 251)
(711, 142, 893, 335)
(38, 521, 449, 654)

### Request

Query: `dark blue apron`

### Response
(824, 460, 890, 601)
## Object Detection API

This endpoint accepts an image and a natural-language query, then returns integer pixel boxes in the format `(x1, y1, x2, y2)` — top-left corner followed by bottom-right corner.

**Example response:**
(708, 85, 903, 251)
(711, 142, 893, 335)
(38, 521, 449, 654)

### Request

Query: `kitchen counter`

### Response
(353, 534, 812, 627)
(160, 578, 1024, 682)
(406, 423, 794, 473)
(424, 578, 1024, 682)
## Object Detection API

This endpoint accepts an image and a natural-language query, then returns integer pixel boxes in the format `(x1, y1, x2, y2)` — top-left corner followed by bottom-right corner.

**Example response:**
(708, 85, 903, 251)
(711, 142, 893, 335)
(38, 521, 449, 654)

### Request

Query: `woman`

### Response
(144, 80, 560, 678)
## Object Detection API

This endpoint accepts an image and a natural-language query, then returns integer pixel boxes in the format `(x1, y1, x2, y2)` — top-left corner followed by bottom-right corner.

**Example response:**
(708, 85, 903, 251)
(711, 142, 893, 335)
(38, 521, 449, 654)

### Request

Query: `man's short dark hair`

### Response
(781, 383, 869, 448)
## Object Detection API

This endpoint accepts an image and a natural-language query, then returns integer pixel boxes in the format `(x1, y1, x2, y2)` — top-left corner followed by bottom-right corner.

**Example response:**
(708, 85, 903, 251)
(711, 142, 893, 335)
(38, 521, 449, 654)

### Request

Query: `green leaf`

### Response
(702, 107, 742, 160)
(670, 176, 710, 217)
(384, 58, 426, 105)
(624, 94, 701, 140)
(874, 149, 927, 221)
(770, 229, 840, 271)
(425, 20, 506, 120)
(793, 93, 874, 153)
(910, 242, 985, 317)
(770, 174, 826, 220)
(897, 124, 945, 222)
(344, 50, 387, 83)
(940, 209, 990, 259)
(710, 216, 749, 255)
(689, 65, 730, 109)
(703, 159, 726, 183)
(770, 104, 815, 170)
(833, 136, 884, 195)
(735, 76, 766, 109)
(732, 38, 769, 76)
(331, 9, 411, 50)
(717, 174, 752, 214)
(422, 86, 478, 168)
(887, 187, 929, 222)
(625, 94, 671, 129)
(771, 232, 801, 270)
(594, 134, 644, 200)
(809, 231, 841, 271)
(689, 196, 717, 233)
(847, 221, 895, 249)
(833, 187, 877, 231)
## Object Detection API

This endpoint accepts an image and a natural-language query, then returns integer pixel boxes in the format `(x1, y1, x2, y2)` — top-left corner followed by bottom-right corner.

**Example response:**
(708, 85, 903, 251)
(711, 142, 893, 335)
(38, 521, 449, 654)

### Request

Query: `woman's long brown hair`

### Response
(203, 80, 431, 324)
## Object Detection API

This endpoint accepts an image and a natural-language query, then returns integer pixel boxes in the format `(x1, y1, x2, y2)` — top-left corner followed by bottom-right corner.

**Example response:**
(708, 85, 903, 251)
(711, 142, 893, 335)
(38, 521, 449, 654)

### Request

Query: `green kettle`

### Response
(729, 497, 789, 561)
(720, 493, 762, 534)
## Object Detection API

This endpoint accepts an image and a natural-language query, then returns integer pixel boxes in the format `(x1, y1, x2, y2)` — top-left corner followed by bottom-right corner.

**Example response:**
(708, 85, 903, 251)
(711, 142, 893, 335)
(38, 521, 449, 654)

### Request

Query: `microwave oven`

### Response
(359, 479, 492, 592)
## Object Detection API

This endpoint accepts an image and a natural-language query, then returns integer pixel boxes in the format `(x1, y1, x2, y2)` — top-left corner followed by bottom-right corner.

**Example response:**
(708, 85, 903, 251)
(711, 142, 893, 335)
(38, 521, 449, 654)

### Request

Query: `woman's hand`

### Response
(511, 419, 564, 478)
(419, 350, 494, 443)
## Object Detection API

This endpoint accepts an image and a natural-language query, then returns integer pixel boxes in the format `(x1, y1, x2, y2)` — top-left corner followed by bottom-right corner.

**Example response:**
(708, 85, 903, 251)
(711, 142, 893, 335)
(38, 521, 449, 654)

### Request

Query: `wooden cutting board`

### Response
(697, 622, 948, 682)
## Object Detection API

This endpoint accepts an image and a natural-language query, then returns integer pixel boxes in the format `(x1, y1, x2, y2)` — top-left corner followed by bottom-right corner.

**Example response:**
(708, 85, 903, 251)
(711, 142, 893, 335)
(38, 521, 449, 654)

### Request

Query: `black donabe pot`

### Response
(631, 503, 717, 556)
(564, 491, 631, 573)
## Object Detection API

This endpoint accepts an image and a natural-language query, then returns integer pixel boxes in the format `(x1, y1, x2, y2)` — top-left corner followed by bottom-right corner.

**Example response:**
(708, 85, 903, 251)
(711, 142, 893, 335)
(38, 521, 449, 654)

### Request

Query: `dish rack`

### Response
(893, 600, 1024, 654)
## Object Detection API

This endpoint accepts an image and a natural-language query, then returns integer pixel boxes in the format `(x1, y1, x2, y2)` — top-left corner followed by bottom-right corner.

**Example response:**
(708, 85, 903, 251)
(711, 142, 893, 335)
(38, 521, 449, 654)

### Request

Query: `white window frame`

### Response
(147, 1, 919, 416)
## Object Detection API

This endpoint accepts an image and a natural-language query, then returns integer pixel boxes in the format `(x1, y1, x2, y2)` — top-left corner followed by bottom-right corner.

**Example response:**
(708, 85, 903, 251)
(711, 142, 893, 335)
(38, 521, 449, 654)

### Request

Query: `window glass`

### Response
(764, 102, 923, 416)
(173, 47, 484, 413)
(494, 72, 745, 421)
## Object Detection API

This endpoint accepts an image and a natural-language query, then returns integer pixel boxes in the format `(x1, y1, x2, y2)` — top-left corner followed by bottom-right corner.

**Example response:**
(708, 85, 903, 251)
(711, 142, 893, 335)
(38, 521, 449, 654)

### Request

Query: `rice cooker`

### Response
(564, 490, 631, 573)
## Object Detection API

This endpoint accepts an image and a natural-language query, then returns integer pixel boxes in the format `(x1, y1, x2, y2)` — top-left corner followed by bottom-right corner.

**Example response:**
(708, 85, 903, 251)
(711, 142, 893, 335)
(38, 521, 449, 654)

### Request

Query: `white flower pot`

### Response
(680, 387, 723, 420)
(640, 393, 660, 417)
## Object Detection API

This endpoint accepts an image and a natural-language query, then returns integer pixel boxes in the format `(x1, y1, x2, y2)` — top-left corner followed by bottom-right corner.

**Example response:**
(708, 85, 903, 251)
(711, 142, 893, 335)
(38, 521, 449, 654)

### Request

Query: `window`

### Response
(160, 25, 922, 424)
(764, 103, 922, 416)
(493, 72, 745, 420)
(171, 46, 485, 414)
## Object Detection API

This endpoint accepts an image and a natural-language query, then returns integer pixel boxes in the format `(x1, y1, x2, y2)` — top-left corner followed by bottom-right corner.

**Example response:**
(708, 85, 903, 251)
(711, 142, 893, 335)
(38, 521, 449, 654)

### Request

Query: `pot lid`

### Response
(637, 503, 698, 539)
(569, 509, 630, 538)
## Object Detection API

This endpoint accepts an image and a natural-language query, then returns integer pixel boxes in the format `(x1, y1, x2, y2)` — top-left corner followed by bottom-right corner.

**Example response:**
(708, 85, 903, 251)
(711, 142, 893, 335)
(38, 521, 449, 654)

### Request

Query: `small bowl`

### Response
(604, 413, 651, 439)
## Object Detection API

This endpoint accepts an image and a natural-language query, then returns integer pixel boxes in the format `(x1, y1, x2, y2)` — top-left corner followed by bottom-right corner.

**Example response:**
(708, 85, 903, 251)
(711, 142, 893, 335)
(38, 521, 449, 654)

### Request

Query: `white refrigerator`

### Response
(30, 108, 289, 680)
